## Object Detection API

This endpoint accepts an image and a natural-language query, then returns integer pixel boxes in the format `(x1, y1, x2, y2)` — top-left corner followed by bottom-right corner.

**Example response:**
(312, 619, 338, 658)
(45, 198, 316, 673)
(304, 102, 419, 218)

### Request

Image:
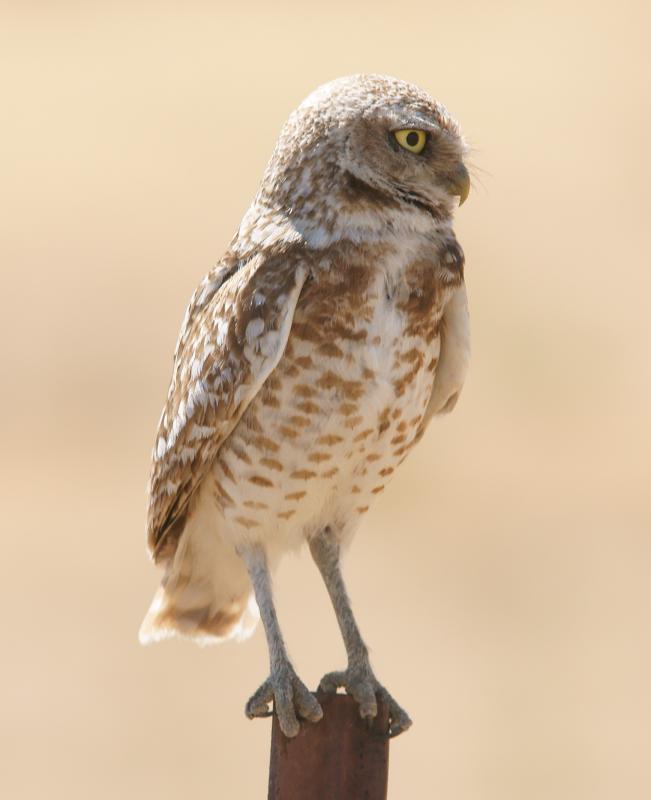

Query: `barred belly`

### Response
(210, 259, 448, 559)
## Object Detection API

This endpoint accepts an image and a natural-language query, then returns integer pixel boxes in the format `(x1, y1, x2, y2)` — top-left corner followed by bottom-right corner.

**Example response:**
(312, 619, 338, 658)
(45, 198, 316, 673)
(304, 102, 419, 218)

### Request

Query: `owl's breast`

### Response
(210, 248, 457, 546)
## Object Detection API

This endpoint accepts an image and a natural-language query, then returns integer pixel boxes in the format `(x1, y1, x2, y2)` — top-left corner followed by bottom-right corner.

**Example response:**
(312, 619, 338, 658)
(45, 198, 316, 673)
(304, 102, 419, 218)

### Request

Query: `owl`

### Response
(140, 74, 471, 738)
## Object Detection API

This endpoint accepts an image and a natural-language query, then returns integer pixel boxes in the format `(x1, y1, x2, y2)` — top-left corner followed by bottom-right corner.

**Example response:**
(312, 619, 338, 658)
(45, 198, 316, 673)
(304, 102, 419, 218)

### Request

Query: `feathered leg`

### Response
(309, 527, 412, 737)
(239, 544, 323, 738)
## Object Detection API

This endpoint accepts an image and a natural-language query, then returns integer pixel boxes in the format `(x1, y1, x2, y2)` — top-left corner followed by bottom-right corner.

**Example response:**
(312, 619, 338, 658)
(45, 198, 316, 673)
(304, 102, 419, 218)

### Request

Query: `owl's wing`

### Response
(417, 282, 471, 437)
(147, 246, 308, 563)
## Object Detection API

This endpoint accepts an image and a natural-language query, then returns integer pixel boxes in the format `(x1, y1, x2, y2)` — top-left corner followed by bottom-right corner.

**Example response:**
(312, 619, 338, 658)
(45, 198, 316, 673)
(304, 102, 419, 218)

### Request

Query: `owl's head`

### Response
(258, 74, 469, 240)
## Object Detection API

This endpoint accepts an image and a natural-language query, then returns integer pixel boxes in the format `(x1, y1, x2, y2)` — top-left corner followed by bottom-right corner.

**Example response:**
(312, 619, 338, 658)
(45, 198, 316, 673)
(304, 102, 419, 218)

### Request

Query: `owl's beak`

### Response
(445, 163, 470, 206)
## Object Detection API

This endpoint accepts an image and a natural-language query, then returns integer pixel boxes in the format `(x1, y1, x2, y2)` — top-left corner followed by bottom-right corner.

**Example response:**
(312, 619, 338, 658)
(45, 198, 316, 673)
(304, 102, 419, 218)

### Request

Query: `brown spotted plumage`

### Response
(140, 74, 471, 739)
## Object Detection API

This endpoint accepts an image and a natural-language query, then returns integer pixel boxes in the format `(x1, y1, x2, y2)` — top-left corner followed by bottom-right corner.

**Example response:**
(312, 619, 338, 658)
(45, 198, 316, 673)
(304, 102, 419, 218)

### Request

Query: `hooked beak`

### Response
(445, 162, 470, 205)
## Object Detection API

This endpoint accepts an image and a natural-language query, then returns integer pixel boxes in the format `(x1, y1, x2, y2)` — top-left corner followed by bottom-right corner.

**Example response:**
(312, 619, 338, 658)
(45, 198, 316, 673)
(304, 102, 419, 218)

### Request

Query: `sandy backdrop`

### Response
(1, 2, 650, 798)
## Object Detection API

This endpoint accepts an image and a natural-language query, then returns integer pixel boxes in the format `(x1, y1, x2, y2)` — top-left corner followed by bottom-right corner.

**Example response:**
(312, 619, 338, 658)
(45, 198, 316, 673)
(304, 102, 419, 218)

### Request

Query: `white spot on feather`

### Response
(246, 318, 265, 342)
(189, 424, 215, 441)
(258, 331, 278, 358)
(180, 446, 196, 464)
(215, 317, 229, 346)
(191, 357, 204, 380)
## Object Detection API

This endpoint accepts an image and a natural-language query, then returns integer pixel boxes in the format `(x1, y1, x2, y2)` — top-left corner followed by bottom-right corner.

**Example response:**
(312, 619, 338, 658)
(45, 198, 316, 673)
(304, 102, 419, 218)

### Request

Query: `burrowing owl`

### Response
(140, 74, 471, 738)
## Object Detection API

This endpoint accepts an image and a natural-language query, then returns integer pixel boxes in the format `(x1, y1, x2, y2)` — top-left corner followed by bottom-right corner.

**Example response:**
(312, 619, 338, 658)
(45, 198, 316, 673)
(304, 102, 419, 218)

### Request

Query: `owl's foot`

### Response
(245, 662, 323, 738)
(319, 667, 412, 737)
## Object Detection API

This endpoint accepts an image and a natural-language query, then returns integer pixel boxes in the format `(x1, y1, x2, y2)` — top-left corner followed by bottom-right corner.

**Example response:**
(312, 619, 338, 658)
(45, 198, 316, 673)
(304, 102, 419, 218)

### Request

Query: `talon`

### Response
(317, 666, 410, 735)
(278, 713, 300, 739)
(388, 716, 413, 737)
(246, 667, 323, 738)
(245, 679, 274, 719)
(351, 683, 377, 719)
(387, 703, 412, 737)
(246, 703, 273, 719)
(294, 684, 324, 723)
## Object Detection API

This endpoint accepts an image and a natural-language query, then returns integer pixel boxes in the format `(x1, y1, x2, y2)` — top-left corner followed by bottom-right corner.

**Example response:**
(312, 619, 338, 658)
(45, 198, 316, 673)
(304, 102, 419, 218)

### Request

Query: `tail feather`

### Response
(139, 482, 259, 646)
(139, 586, 259, 646)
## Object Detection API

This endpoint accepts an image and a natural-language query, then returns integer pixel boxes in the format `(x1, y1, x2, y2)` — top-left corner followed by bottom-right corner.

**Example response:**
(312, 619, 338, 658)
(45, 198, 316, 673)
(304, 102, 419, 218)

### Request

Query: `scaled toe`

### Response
(319, 667, 412, 737)
(246, 665, 323, 738)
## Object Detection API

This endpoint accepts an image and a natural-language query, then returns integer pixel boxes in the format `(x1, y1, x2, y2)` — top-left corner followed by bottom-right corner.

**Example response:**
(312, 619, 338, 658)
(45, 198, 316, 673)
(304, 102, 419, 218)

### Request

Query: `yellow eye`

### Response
(393, 129, 427, 154)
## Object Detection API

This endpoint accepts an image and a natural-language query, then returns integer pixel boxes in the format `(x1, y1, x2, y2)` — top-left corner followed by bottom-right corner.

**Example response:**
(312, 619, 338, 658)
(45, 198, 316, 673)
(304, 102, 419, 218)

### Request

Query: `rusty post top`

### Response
(268, 691, 390, 800)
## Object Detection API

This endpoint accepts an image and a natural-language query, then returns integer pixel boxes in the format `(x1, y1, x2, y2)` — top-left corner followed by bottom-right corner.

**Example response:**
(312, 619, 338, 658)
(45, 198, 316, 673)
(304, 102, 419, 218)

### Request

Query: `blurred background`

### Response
(1, 2, 650, 798)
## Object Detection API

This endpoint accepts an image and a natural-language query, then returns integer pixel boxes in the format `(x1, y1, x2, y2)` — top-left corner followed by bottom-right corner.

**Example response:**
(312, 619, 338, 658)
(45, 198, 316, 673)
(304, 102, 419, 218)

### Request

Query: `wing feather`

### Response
(417, 282, 471, 438)
(147, 245, 308, 562)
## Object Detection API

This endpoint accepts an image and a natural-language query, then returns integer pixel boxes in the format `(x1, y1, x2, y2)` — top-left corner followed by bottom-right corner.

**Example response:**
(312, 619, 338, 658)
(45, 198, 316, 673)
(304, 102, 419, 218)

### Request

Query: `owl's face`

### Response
(257, 74, 469, 238)
(342, 100, 469, 213)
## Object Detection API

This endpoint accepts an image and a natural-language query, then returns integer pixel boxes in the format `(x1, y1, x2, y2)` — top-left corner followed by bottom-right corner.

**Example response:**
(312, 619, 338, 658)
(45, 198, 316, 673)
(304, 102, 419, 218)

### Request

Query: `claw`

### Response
(246, 667, 323, 738)
(318, 667, 411, 735)
(375, 685, 412, 737)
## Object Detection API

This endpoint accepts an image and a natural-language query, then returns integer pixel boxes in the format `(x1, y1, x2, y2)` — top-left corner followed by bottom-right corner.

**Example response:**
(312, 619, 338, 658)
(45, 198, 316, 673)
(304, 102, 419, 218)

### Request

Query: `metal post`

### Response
(268, 692, 390, 800)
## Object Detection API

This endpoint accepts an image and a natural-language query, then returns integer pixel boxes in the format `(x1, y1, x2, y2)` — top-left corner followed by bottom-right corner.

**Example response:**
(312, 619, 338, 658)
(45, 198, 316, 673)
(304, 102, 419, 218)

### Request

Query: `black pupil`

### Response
(406, 131, 420, 147)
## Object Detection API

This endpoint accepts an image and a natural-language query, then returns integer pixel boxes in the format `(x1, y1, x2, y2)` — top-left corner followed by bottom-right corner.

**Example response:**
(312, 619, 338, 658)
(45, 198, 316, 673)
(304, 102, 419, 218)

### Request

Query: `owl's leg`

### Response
(239, 544, 323, 738)
(309, 527, 412, 737)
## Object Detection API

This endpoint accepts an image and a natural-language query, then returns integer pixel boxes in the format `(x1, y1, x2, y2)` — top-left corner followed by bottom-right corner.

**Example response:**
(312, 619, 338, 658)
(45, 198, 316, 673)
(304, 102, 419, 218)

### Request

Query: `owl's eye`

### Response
(393, 129, 427, 154)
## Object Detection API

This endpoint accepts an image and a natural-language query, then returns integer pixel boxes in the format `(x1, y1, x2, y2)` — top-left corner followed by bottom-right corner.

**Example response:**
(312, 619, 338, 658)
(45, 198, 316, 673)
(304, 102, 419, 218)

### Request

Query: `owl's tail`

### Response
(139, 485, 259, 646)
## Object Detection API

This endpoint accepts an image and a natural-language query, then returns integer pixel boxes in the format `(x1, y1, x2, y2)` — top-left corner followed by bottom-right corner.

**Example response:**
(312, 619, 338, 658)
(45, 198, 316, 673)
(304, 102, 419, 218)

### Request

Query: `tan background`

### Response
(1, 1, 650, 798)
